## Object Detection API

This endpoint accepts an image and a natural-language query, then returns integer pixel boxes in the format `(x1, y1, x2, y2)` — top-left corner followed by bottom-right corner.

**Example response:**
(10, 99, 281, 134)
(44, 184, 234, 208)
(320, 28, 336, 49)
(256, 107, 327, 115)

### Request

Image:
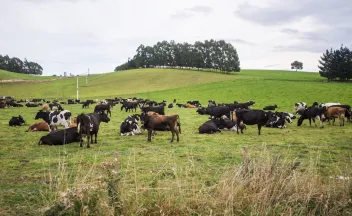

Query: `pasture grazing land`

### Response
(0, 69, 351, 215)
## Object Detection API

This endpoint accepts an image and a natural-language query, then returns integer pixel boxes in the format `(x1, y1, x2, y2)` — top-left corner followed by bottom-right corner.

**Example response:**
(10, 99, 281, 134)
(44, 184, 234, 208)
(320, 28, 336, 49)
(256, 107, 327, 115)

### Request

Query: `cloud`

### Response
(264, 64, 280, 68)
(226, 38, 257, 46)
(281, 28, 299, 34)
(171, 5, 212, 19)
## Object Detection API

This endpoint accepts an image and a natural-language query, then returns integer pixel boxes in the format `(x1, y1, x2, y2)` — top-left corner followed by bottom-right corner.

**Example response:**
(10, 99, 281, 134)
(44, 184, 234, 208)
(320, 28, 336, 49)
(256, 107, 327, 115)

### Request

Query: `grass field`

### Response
(0, 69, 351, 215)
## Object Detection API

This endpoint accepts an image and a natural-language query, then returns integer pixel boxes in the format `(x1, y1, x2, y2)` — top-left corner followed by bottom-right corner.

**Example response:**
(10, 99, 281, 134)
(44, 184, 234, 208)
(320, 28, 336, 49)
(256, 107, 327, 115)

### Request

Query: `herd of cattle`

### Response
(2, 96, 351, 148)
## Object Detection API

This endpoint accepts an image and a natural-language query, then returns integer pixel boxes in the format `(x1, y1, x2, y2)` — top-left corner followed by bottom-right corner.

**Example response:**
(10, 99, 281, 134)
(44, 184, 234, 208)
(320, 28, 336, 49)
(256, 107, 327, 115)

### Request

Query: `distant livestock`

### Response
(95, 104, 112, 116)
(263, 105, 278, 111)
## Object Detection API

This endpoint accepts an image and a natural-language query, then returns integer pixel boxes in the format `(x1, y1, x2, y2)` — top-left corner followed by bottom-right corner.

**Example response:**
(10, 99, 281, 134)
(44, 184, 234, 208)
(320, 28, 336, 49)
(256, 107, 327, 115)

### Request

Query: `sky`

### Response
(1, 0, 351, 75)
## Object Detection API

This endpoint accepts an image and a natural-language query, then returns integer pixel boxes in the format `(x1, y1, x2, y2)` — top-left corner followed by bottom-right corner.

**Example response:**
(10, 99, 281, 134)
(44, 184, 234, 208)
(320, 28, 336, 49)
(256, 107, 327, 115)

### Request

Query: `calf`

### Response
(143, 112, 180, 143)
(120, 114, 142, 136)
(263, 105, 278, 111)
(9, 115, 25, 126)
(321, 106, 346, 127)
(38, 127, 80, 145)
(234, 109, 269, 135)
(297, 107, 322, 127)
(27, 121, 51, 132)
(94, 104, 111, 116)
(77, 112, 110, 148)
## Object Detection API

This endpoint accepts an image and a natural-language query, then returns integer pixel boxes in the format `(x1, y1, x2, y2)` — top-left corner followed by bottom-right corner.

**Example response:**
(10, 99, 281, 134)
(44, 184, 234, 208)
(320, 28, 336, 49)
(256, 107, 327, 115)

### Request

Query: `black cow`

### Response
(38, 127, 80, 145)
(94, 104, 111, 116)
(297, 107, 322, 127)
(120, 114, 141, 136)
(76, 112, 110, 148)
(263, 105, 278, 110)
(9, 115, 25, 126)
(234, 109, 269, 135)
(176, 103, 185, 108)
(26, 103, 39, 107)
(82, 101, 90, 109)
(198, 119, 221, 134)
(187, 100, 200, 106)
(121, 101, 138, 112)
(173, 99, 176, 103)
(68, 99, 75, 104)
(205, 106, 231, 119)
(141, 106, 165, 115)
(168, 103, 173, 108)
(196, 107, 206, 115)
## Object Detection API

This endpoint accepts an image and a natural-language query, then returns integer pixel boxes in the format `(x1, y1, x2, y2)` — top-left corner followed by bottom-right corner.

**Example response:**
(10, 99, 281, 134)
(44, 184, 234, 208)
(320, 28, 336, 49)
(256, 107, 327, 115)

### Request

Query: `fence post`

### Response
(243, 147, 249, 176)
(114, 152, 119, 177)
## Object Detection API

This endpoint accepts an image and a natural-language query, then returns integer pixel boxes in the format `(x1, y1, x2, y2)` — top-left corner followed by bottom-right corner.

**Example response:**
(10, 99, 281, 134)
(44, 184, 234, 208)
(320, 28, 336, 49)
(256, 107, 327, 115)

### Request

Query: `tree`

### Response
(114, 39, 241, 73)
(318, 45, 352, 81)
(0, 54, 43, 75)
(291, 61, 303, 71)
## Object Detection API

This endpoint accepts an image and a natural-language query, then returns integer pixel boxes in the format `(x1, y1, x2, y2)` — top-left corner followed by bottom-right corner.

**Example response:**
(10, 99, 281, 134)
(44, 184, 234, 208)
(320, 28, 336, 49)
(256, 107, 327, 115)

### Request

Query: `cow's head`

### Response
(297, 115, 305, 126)
(18, 115, 25, 125)
(100, 112, 110, 123)
(35, 110, 49, 120)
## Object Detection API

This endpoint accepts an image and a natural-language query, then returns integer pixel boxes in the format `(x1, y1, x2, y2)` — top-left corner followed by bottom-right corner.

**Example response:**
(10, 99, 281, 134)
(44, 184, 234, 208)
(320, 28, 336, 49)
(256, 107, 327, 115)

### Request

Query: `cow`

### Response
(265, 112, 292, 129)
(141, 106, 165, 115)
(142, 112, 180, 143)
(187, 100, 200, 106)
(9, 115, 25, 126)
(294, 102, 307, 113)
(38, 127, 81, 145)
(176, 103, 186, 108)
(198, 119, 221, 134)
(185, 104, 197, 108)
(120, 101, 138, 112)
(49, 103, 64, 111)
(329, 105, 351, 121)
(234, 109, 269, 135)
(82, 101, 90, 109)
(35, 110, 72, 130)
(27, 122, 51, 132)
(173, 99, 176, 103)
(26, 103, 39, 107)
(168, 103, 173, 108)
(297, 107, 322, 127)
(208, 100, 216, 107)
(120, 114, 142, 136)
(321, 106, 347, 127)
(76, 112, 111, 148)
(263, 105, 278, 111)
(0, 102, 6, 108)
(196, 107, 206, 115)
(204, 106, 231, 119)
(94, 104, 111, 116)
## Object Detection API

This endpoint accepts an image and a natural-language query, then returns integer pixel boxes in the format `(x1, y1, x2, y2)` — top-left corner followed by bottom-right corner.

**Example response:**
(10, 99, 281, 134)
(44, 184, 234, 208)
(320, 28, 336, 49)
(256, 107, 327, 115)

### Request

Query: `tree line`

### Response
(0, 54, 43, 75)
(319, 45, 352, 81)
(115, 39, 241, 73)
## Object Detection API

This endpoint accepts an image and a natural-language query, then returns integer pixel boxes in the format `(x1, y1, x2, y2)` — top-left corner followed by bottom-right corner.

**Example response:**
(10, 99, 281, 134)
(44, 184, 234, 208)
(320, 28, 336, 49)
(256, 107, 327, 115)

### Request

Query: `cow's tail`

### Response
(177, 115, 181, 134)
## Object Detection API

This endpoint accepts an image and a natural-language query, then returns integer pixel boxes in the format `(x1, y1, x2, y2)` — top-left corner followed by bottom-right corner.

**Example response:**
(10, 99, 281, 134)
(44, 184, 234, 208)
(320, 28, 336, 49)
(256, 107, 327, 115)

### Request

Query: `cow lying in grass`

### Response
(27, 121, 50, 132)
(141, 111, 180, 143)
(38, 127, 80, 145)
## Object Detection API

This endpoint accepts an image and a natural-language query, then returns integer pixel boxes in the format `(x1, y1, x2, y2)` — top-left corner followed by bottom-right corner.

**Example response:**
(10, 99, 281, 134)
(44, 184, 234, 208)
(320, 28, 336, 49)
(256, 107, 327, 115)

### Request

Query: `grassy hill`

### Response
(0, 69, 54, 80)
(0, 68, 351, 215)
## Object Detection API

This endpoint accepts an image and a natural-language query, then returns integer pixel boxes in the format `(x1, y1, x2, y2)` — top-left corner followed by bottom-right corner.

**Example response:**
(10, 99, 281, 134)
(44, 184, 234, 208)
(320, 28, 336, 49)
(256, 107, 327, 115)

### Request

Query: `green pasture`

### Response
(0, 69, 351, 215)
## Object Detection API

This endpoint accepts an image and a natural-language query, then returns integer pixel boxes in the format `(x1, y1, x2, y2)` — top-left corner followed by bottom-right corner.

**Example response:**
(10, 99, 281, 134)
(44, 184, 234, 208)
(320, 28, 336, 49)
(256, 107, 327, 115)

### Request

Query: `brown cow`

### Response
(27, 121, 51, 132)
(142, 111, 180, 143)
(321, 106, 346, 127)
(185, 104, 197, 108)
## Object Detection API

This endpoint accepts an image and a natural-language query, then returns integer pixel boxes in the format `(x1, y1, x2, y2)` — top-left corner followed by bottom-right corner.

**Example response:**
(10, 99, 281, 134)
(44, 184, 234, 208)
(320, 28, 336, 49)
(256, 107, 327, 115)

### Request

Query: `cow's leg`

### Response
(175, 128, 179, 142)
(94, 133, 97, 143)
(170, 129, 175, 143)
(87, 135, 90, 148)
(147, 129, 152, 142)
(80, 134, 83, 147)
(258, 124, 262, 135)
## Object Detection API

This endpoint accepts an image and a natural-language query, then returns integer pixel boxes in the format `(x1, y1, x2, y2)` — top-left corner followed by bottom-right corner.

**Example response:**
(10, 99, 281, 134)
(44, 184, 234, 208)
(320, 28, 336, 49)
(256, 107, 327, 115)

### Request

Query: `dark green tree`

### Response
(291, 61, 303, 71)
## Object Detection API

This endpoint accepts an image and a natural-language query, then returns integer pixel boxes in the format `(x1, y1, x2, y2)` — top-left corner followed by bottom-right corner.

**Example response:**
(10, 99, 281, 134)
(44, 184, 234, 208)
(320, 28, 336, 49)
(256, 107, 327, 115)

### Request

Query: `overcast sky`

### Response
(1, 0, 351, 75)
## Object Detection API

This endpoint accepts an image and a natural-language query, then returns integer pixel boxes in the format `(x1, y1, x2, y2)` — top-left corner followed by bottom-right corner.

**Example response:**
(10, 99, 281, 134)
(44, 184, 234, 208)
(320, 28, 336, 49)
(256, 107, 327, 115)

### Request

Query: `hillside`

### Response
(0, 69, 54, 81)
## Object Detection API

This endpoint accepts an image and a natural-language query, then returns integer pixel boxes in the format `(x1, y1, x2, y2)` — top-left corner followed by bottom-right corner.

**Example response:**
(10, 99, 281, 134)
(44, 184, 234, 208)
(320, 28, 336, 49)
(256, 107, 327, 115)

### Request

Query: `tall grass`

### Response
(41, 149, 351, 216)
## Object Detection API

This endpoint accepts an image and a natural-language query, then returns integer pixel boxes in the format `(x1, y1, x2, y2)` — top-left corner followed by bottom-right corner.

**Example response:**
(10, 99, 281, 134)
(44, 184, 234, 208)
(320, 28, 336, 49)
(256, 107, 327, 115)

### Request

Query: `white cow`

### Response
(49, 110, 72, 130)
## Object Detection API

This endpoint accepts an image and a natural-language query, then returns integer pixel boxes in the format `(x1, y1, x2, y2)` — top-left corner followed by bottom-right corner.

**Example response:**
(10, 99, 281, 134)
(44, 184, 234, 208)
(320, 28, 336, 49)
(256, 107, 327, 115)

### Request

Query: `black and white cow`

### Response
(265, 112, 293, 129)
(38, 127, 81, 145)
(35, 110, 72, 130)
(76, 112, 111, 148)
(294, 102, 307, 113)
(208, 100, 217, 107)
(297, 107, 322, 127)
(49, 103, 64, 111)
(9, 115, 25, 126)
(120, 114, 142, 136)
